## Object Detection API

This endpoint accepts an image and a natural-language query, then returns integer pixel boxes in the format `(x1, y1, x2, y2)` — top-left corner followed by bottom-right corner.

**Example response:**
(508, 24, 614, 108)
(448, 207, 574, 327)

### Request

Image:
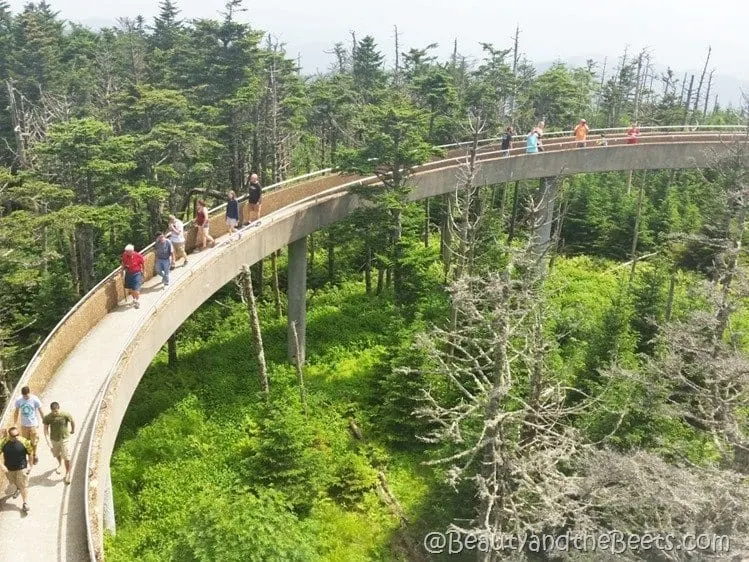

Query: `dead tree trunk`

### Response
(423, 199, 430, 247)
(629, 172, 647, 282)
(441, 195, 452, 280)
(364, 244, 372, 294)
(507, 181, 521, 243)
(271, 250, 282, 319)
(665, 271, 677, 322)
(291, 320, 308, 417)
(693, 46, 712, 116)
(326, 231, 335, 283)
(238, 265, 269, 399)
(682, 74, 695, 127)
(254, 259, 264, 299)
(703, 70, 715, 118)
(308, 232, 315, 277)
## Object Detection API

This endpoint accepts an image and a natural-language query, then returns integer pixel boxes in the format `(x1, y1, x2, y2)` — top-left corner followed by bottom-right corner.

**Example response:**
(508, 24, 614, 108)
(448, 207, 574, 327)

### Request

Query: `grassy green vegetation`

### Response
(106, 248, 724, 561)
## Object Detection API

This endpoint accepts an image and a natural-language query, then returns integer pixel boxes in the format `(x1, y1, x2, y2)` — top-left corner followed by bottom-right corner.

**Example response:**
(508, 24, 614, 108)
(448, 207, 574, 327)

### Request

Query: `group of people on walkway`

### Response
(1, 387, 75, 513)
(120, 173, 263, 308)
(499, 120, 642, 155)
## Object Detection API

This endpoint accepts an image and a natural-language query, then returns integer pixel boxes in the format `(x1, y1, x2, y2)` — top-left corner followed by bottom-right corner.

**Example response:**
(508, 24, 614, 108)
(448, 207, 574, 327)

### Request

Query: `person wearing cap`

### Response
(1, 426, 33, 513)
(121, 244, 145, 309)
(574, 119, 590, 148)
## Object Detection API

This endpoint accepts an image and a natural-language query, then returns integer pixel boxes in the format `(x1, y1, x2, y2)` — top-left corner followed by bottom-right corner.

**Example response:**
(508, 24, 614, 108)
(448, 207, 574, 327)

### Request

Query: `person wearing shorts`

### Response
(1, 426, 33, 512)
(43, 401, 75, 485)
(246, 173, 262, 226)
(196, 200, 215, 250)
(14, 386, 44, 465)
(121, 244, 144, 309)
(168, 215, 188, 267)
(574, 118, 590, 148)
(226, 190, 240, 237)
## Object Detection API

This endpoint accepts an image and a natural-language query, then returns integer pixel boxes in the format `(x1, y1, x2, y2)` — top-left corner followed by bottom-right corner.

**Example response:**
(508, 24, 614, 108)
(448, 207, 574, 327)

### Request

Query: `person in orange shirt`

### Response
(574, 119, 590, 148)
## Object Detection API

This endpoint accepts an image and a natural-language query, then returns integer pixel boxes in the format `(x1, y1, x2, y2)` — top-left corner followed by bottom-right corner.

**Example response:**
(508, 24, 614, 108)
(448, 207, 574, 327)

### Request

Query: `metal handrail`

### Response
(436, 124, 749, 149)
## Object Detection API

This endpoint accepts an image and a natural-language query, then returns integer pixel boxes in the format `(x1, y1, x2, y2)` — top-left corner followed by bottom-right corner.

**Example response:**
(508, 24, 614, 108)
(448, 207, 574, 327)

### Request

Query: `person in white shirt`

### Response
(168, 214, 188, 267)
(13, 386, 44, 464)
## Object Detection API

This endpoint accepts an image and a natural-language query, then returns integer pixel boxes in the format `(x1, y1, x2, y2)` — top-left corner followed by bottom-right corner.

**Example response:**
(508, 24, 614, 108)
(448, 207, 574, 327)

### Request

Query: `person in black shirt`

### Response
(500, 126, 514, 156)
(226, 190, 240, 237)
(1, 427, 33, 512)
(246, 173, 262, 226)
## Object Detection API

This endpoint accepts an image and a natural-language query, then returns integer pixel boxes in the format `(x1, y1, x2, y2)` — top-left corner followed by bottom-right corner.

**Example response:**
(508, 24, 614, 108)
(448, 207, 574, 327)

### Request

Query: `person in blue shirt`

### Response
(526, 130, 540, 154)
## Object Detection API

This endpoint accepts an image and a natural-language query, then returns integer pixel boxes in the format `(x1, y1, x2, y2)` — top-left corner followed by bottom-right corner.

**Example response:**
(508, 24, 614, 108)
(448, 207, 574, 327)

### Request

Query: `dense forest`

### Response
(0, 0, 748, 560)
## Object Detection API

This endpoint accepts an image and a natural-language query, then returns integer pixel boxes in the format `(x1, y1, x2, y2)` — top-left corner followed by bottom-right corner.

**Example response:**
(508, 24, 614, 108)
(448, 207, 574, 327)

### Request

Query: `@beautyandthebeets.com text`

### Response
(422, 530, 731, 556)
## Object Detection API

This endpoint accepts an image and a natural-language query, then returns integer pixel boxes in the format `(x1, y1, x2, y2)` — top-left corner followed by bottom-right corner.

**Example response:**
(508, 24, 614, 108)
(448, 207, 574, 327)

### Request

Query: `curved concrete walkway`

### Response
(0, 235, 230, 562)
(0, 134, 746, 561)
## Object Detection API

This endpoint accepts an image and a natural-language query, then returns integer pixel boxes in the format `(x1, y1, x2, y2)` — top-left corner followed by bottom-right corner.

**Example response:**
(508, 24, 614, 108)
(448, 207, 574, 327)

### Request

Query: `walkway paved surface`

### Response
(0, 228, 243, 562)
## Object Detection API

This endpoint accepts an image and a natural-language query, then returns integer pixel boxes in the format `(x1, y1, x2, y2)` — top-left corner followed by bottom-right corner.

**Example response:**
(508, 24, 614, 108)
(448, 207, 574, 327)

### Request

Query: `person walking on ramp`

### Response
(196, 200, 215, 250)
(121, 244, 145, 308)
(168, 215, 188, 267)
(226, 190, 240, 238)
(1, 427, 33, 512)
(14, 385, 44, 464)
(43, 402, 75, 485)
(247, 173, 262, 226)
(574, 118, 590, 148)
(154, 232, 174, 288)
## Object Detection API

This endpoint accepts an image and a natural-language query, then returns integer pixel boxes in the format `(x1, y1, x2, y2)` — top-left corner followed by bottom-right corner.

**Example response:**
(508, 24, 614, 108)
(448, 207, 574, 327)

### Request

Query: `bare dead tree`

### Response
(237, 265, 269, 399)
(629, 171, 648, 282)
(446, 111, 489, 281)
(290, 320, 308, 417)
(634, 143, 749, 470)
(693, 46, 712, 116)
(574, 448, 749, 561)
(414, 241, 606, 561)
(271, 249, 282, 319)
(703, 69, 715, 118)
(5, 81, 71, 169)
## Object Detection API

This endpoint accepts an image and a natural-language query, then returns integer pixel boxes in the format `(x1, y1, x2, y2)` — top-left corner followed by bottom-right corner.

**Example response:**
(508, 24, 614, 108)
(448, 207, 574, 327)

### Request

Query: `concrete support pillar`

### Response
(103, 468, 116, 534)
(533, 176, 557, 259)
(287, 236, 307, 364)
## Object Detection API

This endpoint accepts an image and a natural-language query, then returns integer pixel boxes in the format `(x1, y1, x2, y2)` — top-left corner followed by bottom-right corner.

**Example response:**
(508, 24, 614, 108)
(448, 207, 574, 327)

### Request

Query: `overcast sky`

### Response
(7, 0, 749, 92)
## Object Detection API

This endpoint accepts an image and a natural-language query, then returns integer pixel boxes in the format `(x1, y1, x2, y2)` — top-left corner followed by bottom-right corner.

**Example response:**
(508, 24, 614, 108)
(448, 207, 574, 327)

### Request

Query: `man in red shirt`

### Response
(627, 122, 640, 144)
(121, 244, 145, 309)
